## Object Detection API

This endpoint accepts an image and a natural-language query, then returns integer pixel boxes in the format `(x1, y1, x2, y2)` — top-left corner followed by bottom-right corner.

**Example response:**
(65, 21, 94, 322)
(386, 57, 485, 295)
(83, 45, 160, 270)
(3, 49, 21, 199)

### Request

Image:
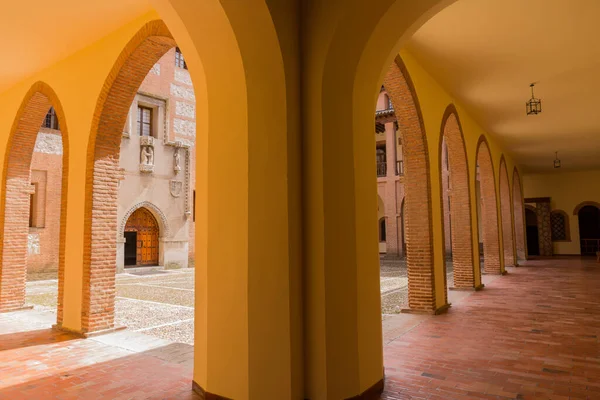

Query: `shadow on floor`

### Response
(0, 342, 200, 400)
(0, 328, 78, 352)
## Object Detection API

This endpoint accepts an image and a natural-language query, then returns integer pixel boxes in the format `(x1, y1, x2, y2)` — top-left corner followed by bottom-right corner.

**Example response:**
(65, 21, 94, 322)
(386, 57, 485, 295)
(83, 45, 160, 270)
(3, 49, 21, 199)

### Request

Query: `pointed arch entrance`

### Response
(439, 105, 477, 290)
(124, 207, 159, 267)
(384, 56, 446, 313)
(476, 136, 503, 274)
(0, 82, 69, 326)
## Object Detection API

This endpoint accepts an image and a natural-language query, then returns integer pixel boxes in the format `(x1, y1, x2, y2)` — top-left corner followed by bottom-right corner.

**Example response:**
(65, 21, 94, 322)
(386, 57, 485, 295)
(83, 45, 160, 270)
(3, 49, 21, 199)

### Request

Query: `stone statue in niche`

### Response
(139, 136, 155, 173)
(142, 146, 154, 165)
(174, 148, 181, 172)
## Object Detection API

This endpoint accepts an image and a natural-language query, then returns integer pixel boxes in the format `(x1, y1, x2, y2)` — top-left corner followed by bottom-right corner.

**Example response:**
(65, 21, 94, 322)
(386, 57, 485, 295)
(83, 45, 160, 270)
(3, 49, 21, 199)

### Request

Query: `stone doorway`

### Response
(124, 207, 159, 267)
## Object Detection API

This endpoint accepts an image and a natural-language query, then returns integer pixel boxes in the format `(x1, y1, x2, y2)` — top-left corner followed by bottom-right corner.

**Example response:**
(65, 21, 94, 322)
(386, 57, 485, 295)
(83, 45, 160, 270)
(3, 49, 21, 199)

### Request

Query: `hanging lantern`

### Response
(553, 151, 561, 169)
(526, 83, 542, 115)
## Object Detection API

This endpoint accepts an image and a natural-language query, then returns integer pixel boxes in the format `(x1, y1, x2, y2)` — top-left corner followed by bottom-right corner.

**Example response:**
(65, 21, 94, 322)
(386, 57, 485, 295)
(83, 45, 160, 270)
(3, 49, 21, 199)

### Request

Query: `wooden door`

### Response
(124, 207, 159, 266)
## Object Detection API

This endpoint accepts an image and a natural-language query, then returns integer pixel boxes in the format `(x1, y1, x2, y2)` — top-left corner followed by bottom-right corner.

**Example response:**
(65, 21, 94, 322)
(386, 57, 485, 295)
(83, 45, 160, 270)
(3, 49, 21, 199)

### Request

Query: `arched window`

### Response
(379, 218, 386, 242)
(550, 210, 570, 242)
(43, 107, 59, 130)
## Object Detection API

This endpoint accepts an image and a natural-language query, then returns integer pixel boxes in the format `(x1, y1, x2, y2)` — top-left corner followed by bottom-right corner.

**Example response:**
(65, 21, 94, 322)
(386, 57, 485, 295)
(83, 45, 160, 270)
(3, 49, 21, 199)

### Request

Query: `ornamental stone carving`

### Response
(170, 180, 183, 197)
(174, 148, 181, 172)
(140, 136, 155, 173)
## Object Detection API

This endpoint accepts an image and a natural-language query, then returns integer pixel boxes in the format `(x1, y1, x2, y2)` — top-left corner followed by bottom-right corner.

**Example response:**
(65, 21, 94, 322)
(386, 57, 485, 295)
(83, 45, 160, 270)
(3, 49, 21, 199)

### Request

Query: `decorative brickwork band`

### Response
(384, 56, 440, 312)
(476, 136, 502, 274)
(439, 106, 476, 289)
(512, 168, 526, 260)
(536, 202, 553, 256)
(82, 20, 176, 333)
(499, 157, 516, 267)
(0, 82, 69, 321)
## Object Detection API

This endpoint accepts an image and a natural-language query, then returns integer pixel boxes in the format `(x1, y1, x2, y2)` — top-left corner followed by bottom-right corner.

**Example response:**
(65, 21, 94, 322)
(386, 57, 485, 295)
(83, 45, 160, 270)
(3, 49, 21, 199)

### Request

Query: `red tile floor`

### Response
(1, 258, 599, 399)
(382, 258, 600, 400)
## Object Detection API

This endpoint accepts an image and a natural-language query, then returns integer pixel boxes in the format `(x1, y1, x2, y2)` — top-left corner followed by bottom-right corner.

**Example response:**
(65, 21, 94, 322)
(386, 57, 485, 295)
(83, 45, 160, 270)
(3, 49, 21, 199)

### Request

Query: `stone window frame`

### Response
(550, 209, 571, 242)
(175, 47, 187, 70)
(123, 92, 169, 140)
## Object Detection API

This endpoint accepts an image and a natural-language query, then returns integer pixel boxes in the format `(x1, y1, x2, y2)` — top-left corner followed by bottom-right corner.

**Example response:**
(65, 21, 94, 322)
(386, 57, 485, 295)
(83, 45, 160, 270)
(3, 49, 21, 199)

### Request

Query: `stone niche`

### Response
(139, 136, 155, 173)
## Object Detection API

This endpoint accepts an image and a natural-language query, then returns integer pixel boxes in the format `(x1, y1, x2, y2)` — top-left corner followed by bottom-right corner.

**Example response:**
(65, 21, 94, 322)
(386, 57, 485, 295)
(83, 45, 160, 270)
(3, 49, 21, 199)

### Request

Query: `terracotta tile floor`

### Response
(0, 312, 199, 399)
(1, 258, 599, 399)
(382, 258, 600, 400)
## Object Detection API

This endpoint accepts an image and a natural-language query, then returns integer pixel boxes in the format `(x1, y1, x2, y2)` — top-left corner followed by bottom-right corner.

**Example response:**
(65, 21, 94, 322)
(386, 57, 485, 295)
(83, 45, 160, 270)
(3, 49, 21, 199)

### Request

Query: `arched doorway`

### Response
(577, 205, 600, 255)
(525, 206, 539, 256)
(124, 207, 159, 267)
(377, 195, 386, 253)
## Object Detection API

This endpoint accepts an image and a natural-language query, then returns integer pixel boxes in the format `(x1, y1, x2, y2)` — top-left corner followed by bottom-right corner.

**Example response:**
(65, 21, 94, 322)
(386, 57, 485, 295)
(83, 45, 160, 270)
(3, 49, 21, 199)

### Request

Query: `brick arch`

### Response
(0, 81, 70, 325)
(512, 167, 527, 260)
(476, 136, 502, 274)
(499, 156, 516, 267)
(119, 201, 170, 239)
(384, 56, 442, 312)
(573, 201, 600, 215)
(438, 105, 476, 289)
(82, 20, 177, 333)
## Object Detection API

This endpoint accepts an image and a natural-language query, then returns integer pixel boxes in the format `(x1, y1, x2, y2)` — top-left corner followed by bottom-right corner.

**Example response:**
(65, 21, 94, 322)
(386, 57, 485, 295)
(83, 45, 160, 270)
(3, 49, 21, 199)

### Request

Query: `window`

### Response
(175, 47, 187, 69)
(551, 210, 570, 242)
(379, 218, 386, 242)
(29, 190, 35, 228)
(137, 106, 153, 136)
(42, 107, 59, 130)
(193, 190, 196, 222)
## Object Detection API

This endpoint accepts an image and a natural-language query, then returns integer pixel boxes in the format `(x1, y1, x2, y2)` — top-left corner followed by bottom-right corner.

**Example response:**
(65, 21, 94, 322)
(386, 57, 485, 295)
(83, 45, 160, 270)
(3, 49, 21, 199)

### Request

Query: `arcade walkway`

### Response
(1, 258, 599, 399)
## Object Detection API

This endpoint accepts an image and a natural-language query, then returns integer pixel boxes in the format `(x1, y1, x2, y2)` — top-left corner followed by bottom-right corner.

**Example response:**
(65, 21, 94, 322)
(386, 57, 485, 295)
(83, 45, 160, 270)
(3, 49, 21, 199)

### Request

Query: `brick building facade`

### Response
(26, 47, 196, 275)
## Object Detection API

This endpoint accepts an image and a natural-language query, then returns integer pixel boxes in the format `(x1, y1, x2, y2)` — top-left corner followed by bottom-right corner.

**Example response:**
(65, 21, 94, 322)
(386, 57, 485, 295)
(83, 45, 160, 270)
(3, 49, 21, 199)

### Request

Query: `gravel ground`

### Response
(380, 257, 454, 314)
(26, 258, 465, 344)
(26, 269, 196, 345)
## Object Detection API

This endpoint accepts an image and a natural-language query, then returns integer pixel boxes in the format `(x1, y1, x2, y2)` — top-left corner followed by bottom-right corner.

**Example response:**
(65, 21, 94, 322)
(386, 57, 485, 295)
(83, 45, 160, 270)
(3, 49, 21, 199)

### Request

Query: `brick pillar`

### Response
(499, 159, 516, 267)
(82, 27, 176, 333)
(441, 141, 452, 257)
(443, 109, 477, 289)
(513, 169, 527, 260)
(477, 137, 503, 274)
(0, 91, 52, 312)
(385, 56, 444, 313)
(536, 202, 553, 256)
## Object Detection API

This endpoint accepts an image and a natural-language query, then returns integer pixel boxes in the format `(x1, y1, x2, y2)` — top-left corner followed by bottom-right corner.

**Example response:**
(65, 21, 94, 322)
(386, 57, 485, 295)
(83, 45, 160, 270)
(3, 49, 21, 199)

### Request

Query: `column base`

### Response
(52, 323, 127, 338)
(401, 303, 451, 315)
(192, 381, 233, 400)
(0, 305, 33, 313)
(449, 284, 484, 291)
(345, 377, 385, 400)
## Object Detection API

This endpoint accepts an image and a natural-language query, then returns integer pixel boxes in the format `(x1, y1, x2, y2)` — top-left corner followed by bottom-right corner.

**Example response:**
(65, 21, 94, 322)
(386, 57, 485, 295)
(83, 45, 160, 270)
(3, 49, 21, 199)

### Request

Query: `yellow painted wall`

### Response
(0, 2, 301, 398)
(523, 170, 600, 255)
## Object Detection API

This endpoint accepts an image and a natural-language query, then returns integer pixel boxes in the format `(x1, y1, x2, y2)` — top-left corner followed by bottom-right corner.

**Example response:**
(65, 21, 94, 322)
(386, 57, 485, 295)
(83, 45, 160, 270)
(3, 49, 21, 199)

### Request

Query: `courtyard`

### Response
(27, 268, 196, 345)
(25, 257, 459, 344)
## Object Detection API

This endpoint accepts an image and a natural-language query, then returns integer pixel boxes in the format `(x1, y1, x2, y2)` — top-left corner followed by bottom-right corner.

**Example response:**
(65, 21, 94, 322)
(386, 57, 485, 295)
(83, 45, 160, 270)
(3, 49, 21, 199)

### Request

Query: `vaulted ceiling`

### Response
(407, 0, 600, 172)
(0, 0, 151, 93)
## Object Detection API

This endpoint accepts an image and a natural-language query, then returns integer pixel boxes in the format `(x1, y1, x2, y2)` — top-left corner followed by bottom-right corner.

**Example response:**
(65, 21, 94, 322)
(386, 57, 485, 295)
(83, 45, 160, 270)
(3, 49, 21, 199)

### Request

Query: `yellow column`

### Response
(154, 0, 302, 398)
